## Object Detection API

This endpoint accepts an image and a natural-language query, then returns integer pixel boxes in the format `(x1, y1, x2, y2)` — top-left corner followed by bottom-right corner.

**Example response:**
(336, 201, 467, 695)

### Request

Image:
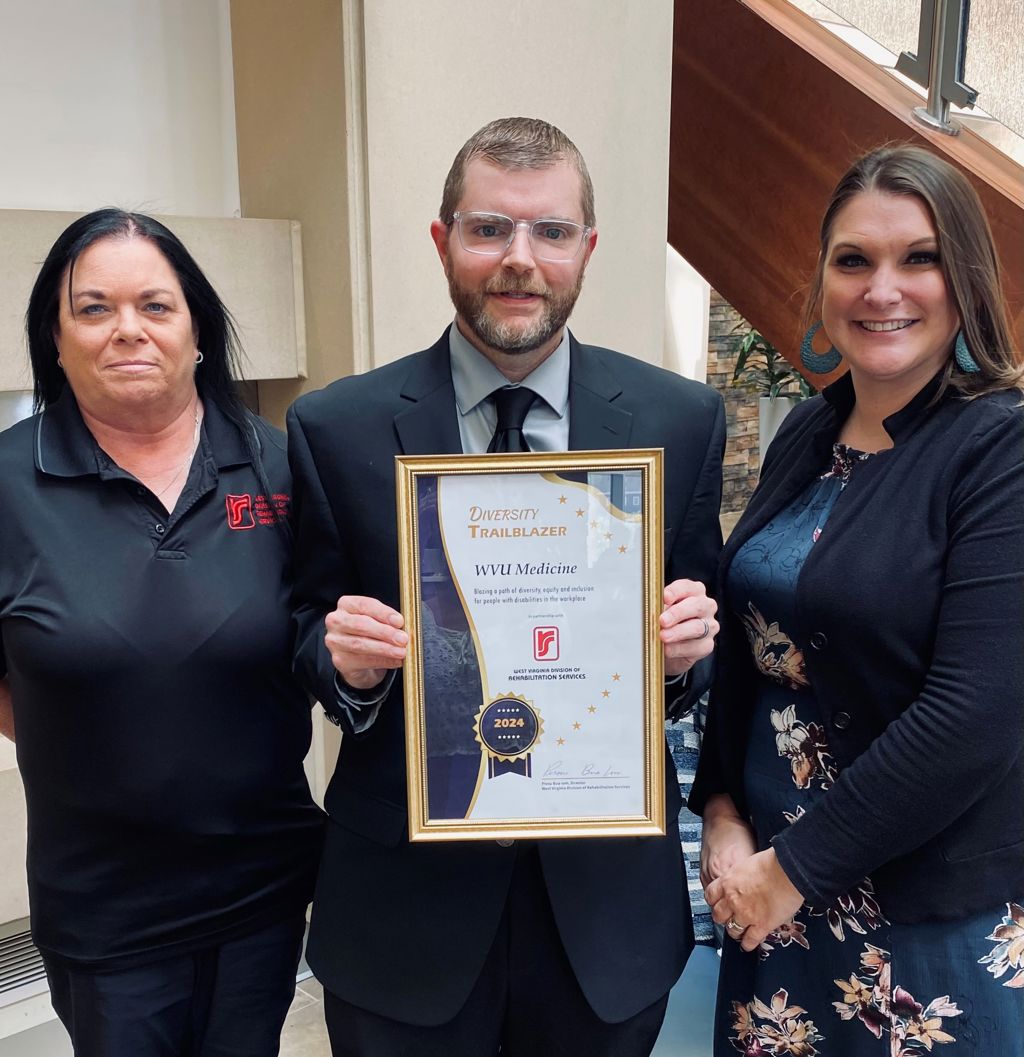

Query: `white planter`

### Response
(758, 395, 799, 467)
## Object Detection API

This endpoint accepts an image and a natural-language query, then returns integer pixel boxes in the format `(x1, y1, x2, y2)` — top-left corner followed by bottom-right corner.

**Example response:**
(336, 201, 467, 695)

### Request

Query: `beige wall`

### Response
(0, 0, 239, 216)
(0, 745, 27, 927)
(359, 0, 675, 370)
(232, 0, 676, 430)
(230, 0, 355, 427)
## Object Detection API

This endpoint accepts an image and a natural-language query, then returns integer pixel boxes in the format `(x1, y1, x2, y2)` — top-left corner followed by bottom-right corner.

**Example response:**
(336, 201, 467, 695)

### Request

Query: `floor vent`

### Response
(0, 921, 47, 1009)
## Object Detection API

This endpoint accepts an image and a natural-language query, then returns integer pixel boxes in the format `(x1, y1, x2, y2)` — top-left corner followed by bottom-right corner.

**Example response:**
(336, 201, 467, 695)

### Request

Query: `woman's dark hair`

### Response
(28, 208, 246, 408)
(25, 208, 277, 503)
(805, 144, 1022, 399)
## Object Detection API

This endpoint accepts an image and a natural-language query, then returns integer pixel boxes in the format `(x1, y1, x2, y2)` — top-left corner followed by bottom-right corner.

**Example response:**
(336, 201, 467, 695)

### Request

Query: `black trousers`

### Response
(42, 912, 306, 1057)
(324, 845, 669, 1057)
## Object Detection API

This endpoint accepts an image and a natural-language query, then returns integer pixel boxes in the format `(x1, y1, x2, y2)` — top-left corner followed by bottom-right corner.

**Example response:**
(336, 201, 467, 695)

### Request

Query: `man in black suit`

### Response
(287, 117, 725, 1056)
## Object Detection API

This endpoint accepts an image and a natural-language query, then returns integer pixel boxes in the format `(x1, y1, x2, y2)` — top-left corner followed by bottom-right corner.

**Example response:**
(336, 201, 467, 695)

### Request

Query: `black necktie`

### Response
(487, 386, 537, 453)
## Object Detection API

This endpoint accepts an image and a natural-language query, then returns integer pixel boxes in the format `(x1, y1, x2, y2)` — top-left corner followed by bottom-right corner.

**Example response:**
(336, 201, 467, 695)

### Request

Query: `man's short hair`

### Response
(439, 117, 596, 228)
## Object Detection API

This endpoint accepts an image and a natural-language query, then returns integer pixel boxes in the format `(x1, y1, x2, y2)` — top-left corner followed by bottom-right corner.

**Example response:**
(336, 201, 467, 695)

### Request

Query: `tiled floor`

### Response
(278, 978, 330, 1057)
(1, 946, 720, 1056)
(653, 946, 719, 1056)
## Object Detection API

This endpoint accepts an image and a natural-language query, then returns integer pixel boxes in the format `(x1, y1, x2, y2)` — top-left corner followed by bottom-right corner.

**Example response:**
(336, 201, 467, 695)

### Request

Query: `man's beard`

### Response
(446, 268, 584, 355)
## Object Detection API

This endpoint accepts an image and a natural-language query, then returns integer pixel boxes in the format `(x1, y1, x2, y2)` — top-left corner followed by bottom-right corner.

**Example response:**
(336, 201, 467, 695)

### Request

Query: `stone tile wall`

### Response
(706, 291, 760, 514)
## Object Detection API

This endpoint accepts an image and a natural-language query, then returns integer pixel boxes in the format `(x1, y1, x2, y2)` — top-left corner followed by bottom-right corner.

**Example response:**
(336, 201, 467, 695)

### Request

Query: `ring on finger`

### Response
(726, 919, 747, 933)
(698, 618, 710, 639)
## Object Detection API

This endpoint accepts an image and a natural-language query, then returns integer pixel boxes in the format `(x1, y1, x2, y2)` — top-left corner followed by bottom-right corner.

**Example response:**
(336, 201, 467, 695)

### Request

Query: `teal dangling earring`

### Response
(954, 331, 981, 373)
(800, 322, 842, 374)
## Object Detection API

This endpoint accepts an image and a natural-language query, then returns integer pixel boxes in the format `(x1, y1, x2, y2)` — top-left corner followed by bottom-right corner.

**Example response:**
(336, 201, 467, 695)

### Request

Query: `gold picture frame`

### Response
(396, 449, 665, 842)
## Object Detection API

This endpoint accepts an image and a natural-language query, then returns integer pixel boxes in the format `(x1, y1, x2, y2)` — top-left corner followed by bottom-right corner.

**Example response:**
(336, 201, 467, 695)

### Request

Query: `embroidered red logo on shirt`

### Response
(226, 493, 291, 529)
(226, 494, 256, 529)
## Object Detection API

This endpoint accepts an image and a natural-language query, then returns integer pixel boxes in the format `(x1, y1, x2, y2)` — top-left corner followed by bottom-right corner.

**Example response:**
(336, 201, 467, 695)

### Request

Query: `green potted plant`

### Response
(731, 327, 813, 465)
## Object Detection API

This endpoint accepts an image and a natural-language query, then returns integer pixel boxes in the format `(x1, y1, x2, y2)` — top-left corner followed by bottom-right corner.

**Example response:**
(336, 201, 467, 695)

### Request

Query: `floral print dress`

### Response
(715, 444, 1024, 1056)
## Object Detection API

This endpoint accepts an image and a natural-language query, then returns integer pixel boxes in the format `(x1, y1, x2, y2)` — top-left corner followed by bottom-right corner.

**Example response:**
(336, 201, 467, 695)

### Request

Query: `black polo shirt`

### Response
(0, 390, 323, 967)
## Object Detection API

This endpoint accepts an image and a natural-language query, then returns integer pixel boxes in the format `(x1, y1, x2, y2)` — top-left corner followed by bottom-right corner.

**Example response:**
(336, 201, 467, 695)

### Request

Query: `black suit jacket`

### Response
(287, 332, 725, 1024)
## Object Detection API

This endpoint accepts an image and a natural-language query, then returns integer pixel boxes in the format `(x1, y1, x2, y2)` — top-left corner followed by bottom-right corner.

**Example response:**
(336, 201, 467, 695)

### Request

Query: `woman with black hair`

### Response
(0, 210, 323, 1056)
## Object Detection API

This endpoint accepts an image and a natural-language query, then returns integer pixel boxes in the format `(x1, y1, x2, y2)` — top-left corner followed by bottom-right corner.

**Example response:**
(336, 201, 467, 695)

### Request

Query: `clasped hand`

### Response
(700, 797, 804, 953)
(325, 578, 717, 691)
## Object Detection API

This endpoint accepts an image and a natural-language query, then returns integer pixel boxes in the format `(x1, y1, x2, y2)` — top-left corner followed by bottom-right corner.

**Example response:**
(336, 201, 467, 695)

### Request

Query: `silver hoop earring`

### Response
(195, 351, 204, 365)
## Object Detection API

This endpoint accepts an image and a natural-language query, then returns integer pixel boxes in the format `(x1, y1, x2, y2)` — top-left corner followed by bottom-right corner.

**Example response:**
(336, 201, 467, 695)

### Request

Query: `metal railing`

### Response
(895, 0, 978, 135)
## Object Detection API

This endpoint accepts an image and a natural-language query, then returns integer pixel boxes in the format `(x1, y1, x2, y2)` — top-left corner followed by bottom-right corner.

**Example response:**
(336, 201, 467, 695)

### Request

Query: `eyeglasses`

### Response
(451, 211, 591, 263)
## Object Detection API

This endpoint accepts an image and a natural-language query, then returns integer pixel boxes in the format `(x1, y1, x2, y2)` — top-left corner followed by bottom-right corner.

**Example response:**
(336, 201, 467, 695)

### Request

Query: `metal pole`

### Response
(916, 0, 954, 131)
(896, 0, 978, 136)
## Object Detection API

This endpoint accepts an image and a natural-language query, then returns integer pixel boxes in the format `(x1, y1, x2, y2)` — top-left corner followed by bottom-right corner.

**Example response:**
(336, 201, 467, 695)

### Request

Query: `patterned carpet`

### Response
(666, 699, 716, 946)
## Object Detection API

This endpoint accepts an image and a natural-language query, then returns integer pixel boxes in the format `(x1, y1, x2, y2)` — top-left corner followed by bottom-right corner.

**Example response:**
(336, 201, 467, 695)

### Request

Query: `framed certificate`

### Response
(396, 449, 665, 842)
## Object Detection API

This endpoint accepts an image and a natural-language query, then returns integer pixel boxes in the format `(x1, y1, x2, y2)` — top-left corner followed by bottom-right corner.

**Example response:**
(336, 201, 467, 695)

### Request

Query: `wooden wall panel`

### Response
(669, 0, 1023, 378)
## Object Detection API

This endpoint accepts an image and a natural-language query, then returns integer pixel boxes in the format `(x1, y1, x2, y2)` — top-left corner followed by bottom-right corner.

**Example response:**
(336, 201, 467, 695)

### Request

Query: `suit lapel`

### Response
(396, 332, 634, 455)
(393, 334, 463, 455)
(567, 336, 634, 451)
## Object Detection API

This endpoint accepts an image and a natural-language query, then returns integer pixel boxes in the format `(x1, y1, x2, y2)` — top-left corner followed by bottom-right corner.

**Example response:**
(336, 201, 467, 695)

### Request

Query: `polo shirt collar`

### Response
(448, 321, 570, 417)
(34, 386, 253, 478)
(34, 388, 101, 478)
(200, 395, 252, 469)
(822, 368, 946, 444)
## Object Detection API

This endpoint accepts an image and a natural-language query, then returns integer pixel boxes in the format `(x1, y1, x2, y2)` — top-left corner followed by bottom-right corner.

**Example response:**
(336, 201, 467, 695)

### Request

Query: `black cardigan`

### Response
(690, 372, 1024, 923)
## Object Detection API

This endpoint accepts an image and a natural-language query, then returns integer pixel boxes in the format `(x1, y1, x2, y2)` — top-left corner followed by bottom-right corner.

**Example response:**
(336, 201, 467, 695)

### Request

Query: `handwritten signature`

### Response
(542, 760, 624, 779)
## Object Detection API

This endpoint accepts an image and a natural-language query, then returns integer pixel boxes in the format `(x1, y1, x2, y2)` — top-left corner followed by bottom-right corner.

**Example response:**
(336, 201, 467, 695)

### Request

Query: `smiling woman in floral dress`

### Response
(690, 145, 1023, 1055)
